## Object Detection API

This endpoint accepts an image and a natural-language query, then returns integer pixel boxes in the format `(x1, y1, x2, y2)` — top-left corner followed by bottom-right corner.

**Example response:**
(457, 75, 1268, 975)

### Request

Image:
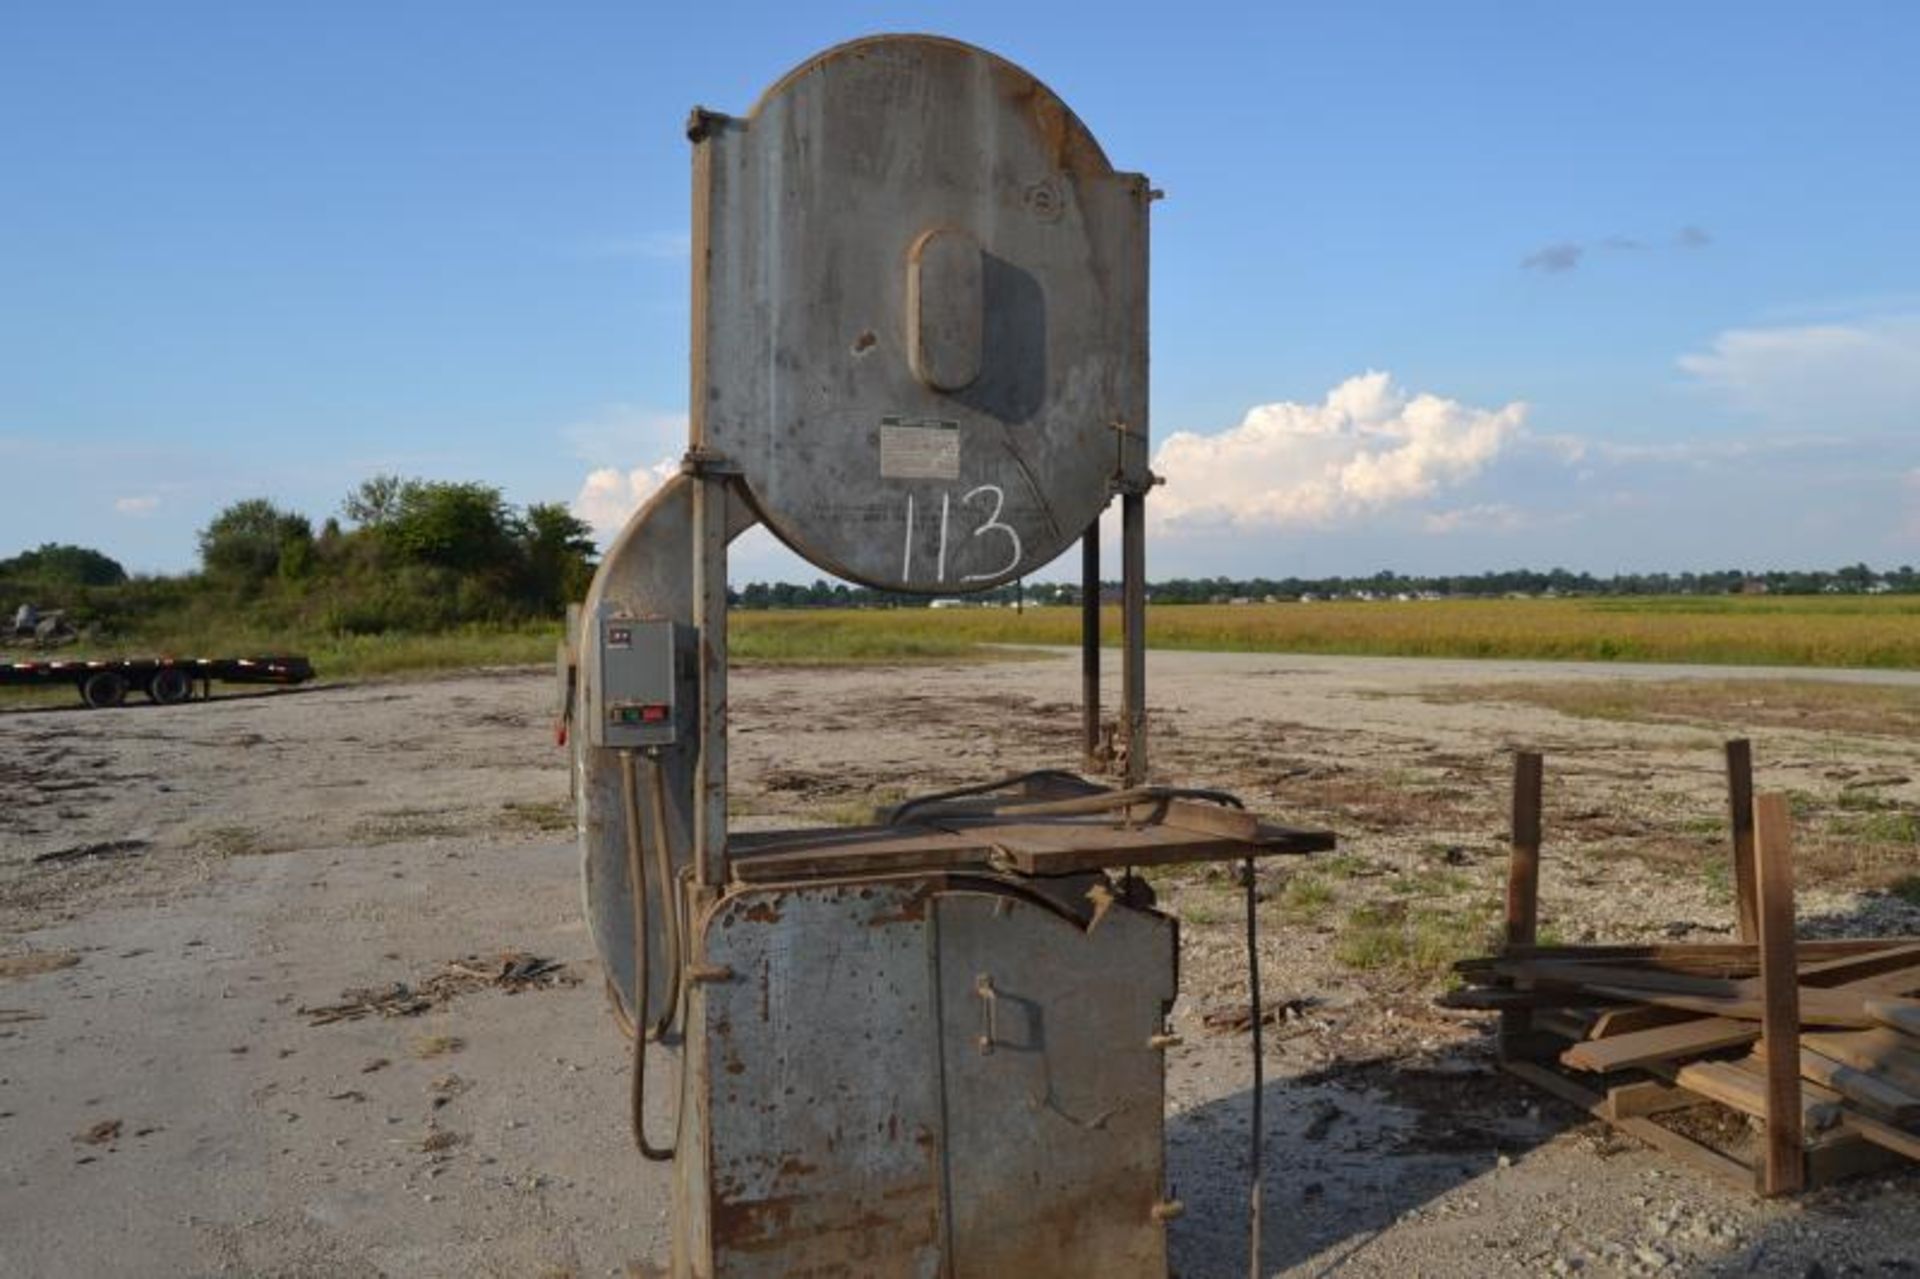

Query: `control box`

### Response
(588, 607, 693, 750)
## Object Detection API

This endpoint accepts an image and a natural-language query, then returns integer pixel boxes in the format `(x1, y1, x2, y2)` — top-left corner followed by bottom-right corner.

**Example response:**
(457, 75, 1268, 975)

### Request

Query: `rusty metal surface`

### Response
(726, 811, 1332, 883)
(691, 474, 730, 888)
(695, 880, 947, 1278)
(1121, 488, 1148, 785)
(574, 473, 758, 1027)
(936, 888, 1175, 1277)
(685, 875, 1177, 1278)
(690, 35, 1151, 592)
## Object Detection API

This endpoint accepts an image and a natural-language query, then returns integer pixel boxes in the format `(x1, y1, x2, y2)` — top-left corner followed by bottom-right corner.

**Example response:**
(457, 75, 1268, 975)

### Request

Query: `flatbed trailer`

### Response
(0, 655, 315, 708)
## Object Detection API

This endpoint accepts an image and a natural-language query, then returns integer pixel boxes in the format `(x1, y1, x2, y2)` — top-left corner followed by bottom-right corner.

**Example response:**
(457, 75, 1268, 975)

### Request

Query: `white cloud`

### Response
(572, 460, 680, 541)
(113, 495, 160, 516)
(1678, 314, 1920, 427)
(561, 404, 692, 542)
(1150, 372, 1527, 533)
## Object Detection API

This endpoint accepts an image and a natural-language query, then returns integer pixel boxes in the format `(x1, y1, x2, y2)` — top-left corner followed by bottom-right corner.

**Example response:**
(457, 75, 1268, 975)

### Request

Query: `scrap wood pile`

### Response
(299, 952, 576, 1026)
(1444, 743, 1920, 1196)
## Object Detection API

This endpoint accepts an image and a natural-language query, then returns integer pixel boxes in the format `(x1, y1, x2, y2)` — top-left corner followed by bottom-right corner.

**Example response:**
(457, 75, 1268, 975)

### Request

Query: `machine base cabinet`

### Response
(673, 876, 1177, 1278)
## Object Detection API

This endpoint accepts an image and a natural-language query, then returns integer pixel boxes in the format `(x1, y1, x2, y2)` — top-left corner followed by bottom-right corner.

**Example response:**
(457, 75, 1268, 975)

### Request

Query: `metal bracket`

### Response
(680, 447, 742, 477)
(684, 107, 734, 143)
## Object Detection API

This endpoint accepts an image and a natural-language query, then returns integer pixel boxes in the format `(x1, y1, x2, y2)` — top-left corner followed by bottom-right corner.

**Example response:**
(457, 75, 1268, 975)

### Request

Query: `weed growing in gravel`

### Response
(1837, 809, 1920, 844)
(1334, 900, 1496, 979)
(1279, 874, 1335, 920)
(410, 1034, 465, 1059)
(1892, 876, 1920, 907)
(1680, 815, 1726, 839)
(1388, 867, 1472, 898)
(819, 788, 908, 827)
(1702, 855, 1734, 906)
(499, 800, 572, 832)
(204, 825, 266, 857)
(1181, 891, 1229, 926)
(1785, 789, 1829, 819)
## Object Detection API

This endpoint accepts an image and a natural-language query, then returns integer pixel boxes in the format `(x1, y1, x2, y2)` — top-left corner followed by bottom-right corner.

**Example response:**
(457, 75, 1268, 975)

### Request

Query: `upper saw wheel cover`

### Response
(690, 35, 1151, 593)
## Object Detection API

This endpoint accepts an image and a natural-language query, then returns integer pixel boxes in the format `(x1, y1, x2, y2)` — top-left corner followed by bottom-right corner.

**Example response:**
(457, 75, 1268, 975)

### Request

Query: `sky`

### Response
(3, 1, 1917, 584)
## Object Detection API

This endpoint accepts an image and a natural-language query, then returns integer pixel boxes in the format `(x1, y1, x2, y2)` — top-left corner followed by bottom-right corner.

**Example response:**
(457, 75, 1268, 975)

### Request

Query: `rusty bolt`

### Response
(685, 964, 734, 984)
(1151, 1200, 1185, 1223)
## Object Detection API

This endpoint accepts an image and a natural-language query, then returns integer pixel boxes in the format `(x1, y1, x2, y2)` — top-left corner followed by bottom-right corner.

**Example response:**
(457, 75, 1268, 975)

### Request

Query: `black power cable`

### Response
(1244, 855, 1264, 1278)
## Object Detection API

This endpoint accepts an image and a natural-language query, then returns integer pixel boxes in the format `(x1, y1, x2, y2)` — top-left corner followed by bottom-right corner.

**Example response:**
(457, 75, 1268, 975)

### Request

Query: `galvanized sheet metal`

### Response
(691, 35, 1151, 593)
(935, 889, 1175, 1277)
(688, 877, 1176, 1278)
(575, 473, 758, 1029)
(696, 880, 947, 1278)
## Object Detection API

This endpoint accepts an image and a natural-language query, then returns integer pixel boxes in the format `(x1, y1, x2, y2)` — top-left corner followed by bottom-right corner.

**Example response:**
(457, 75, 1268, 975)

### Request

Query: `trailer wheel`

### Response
(80, 670, 129, 709)
(148, 667, 192, 705)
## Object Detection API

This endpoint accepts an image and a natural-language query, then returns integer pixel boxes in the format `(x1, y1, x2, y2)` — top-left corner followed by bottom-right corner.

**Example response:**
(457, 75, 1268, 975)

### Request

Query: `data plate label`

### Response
(879, 417, 961, 481)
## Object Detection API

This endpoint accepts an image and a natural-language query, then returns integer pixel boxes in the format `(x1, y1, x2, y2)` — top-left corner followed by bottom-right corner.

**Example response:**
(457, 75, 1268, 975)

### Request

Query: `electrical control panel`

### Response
(589, 607, 693, 750)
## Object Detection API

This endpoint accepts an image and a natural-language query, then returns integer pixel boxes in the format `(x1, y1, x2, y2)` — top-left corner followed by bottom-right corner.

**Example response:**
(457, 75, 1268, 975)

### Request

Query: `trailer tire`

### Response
(148, 667, 192, 705)
(80, 670, 129, 709)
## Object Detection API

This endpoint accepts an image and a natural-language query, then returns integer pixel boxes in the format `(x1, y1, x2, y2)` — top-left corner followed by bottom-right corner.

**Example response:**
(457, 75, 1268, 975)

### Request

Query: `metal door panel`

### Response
(698, 881, 945, 1278)
(934, 891, 1175, 1277)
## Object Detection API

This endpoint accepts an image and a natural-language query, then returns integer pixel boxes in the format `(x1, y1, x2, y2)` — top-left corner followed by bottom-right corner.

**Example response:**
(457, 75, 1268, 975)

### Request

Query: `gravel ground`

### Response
(3, 650, 1918, 1277)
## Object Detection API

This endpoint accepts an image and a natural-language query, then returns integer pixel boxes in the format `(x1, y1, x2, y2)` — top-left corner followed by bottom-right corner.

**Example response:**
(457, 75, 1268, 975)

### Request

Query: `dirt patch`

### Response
(1434, 677, 1920, 742)
(5, 654, 1920, 1276)
(0, 950, 79, 979)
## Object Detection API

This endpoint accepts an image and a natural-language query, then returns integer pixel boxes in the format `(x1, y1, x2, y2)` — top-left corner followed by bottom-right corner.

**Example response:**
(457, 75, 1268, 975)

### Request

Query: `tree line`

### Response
(1, 477, 596, 639)
(731, 563, 1920, 609)
(6, 502, 1916, 641)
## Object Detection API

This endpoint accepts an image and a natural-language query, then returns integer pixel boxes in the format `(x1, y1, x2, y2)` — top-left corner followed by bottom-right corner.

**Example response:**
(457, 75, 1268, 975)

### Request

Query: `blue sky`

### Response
(4, 2, 1917, 582)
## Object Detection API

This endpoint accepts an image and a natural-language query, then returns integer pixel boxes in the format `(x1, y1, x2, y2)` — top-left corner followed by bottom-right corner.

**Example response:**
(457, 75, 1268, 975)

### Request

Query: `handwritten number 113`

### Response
(901, 483, 1023, 585)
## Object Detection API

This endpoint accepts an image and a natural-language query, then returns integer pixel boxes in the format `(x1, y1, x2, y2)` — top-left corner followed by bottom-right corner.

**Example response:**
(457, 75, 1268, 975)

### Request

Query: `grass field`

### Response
(7, 595, 1918, 697)
(731, 594, 1920, 669)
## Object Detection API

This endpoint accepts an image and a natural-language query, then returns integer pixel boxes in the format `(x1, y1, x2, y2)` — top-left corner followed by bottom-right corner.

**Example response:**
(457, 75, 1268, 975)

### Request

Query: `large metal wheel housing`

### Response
(692, 35, 1151, 593)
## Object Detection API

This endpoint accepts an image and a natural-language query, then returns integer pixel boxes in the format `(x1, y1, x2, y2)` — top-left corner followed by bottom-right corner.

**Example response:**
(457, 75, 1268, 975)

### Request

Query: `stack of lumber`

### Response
(1447, 938, 1920, 1187)
(1449, 743, 1920, 1194)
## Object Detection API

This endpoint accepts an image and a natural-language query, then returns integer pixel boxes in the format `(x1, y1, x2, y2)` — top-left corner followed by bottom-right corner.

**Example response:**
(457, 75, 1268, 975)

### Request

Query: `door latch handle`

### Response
(974, 973, 998, 1055)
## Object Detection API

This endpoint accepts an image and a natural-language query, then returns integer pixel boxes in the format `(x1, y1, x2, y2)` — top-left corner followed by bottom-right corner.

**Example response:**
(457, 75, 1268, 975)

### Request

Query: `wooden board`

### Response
(1559, 968, 1920, 1073)
(1845, 1112, 1920, 1162)
(1459, 938, 1920, 980)
(1576, 984, 1907, 1030)
(1725, 739, 1758, 943)
(1801, 1028, 1920, 1095)
(1562, 1019, 1762, 1073)
(1753, 792, 1804, 1196)
(1588, 1004, 1702, 1039)
(1785, 1046, 1920, 1124)
(728, 813, 1334, 882)
(729, 827, 997, 882)
(1673, 1059, 1841, 1132)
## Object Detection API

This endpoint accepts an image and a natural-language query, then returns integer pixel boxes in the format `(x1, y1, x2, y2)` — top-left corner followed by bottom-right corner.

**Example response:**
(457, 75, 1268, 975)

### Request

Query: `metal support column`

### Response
(1081, 521, 1101, 770)
(692, 475, 729, 887)
(1120, 490, 1147, 786)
